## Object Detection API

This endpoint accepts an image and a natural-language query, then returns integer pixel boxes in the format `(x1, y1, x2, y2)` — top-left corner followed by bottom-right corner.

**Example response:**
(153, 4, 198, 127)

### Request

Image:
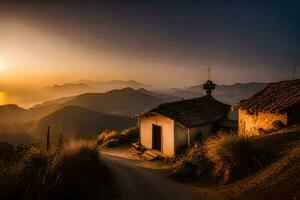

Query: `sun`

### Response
(0, 59, 7, 72)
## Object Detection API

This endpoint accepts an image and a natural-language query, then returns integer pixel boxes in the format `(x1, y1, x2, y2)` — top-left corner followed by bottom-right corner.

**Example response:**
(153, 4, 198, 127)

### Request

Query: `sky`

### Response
(0, 0, 299, 103)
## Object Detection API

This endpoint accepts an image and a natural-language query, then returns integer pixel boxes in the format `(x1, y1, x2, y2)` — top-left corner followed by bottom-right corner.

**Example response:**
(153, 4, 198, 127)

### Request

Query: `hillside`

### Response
(64, 87, 163, 116)
(32, 96, 74, 109)
(222, 128, 300, 200)
(0, 104, 27, 118)
(189, 128, 300, 200)
(0, 132, 35, 145)
(34, 105, 134, 140)
(0, 88, 163, 143)
(0, 104, 29, 124)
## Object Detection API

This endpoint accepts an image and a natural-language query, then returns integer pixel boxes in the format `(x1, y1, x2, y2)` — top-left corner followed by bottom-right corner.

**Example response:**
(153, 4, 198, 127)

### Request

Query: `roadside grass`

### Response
(97, 127, 139, 148)
(169, 127, 300, 200)
(171, 132, 272, 184)
(0, 139, 117, 200)
(204, 134, 266, 184)
(170, 143, 212, 182)
(228, 142, 300, 200)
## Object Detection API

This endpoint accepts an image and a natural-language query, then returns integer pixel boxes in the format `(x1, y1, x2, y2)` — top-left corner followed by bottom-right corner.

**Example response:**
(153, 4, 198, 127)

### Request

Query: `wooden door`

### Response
(152, 125, 162, 151)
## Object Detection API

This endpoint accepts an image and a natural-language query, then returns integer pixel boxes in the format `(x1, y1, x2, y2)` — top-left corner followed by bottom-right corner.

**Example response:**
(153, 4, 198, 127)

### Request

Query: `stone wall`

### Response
(238, 109, 288, 137)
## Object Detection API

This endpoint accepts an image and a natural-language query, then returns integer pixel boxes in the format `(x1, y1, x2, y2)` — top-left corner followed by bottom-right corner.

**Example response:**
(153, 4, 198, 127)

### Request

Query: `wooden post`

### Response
(46, 126, 51, 152)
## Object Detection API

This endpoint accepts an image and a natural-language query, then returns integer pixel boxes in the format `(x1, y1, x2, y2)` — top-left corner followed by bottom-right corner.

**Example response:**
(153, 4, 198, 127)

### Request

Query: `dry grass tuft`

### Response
(97, 127, 139, 148)
(170, 143, 211, 182)
(0, 139, 116, 200)
(204, 134, 264, 184)
(171, 133, 272, 184)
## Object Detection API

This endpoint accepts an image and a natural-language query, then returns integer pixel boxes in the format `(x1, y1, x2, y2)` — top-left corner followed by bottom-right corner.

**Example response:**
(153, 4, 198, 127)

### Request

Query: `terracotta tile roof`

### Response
(233, 79, 300, 113)
(144, 95, 230, 128)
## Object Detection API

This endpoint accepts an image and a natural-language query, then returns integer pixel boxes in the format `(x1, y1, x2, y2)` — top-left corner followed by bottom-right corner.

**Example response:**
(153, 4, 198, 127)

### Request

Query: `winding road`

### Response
(101, 152, 202, 200)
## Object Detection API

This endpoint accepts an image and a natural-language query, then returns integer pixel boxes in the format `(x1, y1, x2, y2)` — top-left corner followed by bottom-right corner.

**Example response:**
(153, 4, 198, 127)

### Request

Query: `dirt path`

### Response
(101, 151, 203, 200)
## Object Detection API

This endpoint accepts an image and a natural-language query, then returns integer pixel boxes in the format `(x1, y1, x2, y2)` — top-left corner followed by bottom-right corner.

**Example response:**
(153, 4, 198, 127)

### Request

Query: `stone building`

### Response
(139, 80, 231, 157)
(233, 79, 300, 137)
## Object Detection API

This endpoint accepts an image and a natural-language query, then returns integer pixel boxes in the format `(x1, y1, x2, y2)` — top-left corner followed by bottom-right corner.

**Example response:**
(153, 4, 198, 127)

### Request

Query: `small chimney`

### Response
(203, 67, 216, 96)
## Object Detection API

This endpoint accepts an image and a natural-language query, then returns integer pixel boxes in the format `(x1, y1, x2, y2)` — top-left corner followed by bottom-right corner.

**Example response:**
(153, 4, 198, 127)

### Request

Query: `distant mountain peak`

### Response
(108, 79, 145, 85)
(0, 104, 25, 111)
(44, 83, 90, 90)
(128, 79, 142, 84)
(106, 87, 145, 94)
(138, 88, 149, 92)
(63, 87, 163, 116)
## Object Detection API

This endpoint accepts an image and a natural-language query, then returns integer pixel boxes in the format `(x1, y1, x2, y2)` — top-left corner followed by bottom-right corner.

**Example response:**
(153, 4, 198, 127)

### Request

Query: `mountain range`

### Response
(33, 80, 268, 107)
(63, 87, 163, 116)
(0, 80, 269, 144)
(34, 106, 134, 141)
(0, 87, 164, 143)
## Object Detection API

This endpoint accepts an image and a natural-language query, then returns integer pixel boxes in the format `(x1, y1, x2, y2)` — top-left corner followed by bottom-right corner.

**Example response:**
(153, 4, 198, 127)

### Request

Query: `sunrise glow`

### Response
(0, 59, 7, 72)
(0, 92, 7, 105)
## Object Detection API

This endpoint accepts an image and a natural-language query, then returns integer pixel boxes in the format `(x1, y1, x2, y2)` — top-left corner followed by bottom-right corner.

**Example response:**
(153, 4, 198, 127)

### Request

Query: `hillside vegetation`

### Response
(171, 134, 268, 184)
(97, 127, 139, 148)
(0, 140, 116, 200)
(170, 127, 300, 200)
(171, 127, 300, 200)
(228, 142, 300, 200)
(225, 128, 300, 200)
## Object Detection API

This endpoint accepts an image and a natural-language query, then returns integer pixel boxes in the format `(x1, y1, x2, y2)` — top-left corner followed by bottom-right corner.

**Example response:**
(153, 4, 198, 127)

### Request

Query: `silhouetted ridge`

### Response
(35, 105, 134, 139)
(64, 87, 162, 116)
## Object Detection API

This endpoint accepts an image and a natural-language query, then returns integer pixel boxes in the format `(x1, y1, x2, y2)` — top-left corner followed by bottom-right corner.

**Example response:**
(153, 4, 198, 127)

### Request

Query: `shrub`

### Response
(122, 127, 139, 140)
(0, 142, 15, 162)
(204, 134, 264, 184)
(97, 127, 139, 148)
(41, 139, 115, 200)
(272, 120, 286, 130)
(97, 129, 119, 145)
(171, 143, 211, 181)
(0, 140, 116, 200)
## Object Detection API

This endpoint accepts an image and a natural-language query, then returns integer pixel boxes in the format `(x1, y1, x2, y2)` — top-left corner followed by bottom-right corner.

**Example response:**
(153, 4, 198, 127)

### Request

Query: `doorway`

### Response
(152, 125, 162, 151)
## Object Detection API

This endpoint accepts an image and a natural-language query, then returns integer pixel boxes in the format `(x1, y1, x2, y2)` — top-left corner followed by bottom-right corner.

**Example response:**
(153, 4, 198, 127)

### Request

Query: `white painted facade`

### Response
(140, 113, 212, 157)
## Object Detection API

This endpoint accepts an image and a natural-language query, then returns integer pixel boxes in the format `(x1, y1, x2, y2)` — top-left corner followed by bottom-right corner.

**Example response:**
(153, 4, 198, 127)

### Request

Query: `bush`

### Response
(204, 134, 264, 184)
(0, 142, 15, 161)
(97, 127, 139, 148)
(41, 139, 115, 200)
(97, 129, 119, 145)
(272, 120, 286, 130)
(0, 140, 116, 200)
(171, 143, 211, 181)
